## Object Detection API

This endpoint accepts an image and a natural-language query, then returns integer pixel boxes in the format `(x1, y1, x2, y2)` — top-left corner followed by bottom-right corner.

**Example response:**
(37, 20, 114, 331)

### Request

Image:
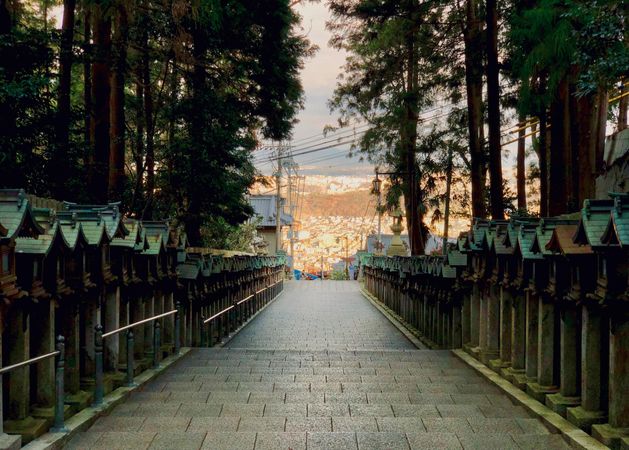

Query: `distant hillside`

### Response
(300, 189, 374, 218)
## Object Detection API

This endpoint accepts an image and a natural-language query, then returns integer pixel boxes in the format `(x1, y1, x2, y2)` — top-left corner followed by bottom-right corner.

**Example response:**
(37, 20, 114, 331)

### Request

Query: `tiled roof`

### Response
(574, 198, 615, 249)
(447, 250, 467, 267)
(0, 189, 45, 239)
(492, 224, 512, 255)
(545, 224, 593, 255)
(112, 219, 148, 250)
(601, 193, 629, 247)
(249, 195, 293, 227)
(531, 218, 579, 256)
(515, 224, 542, 260)
(56, 213, 88, 250)
(142, 221, 170, 255)
(15, 208, 65, 256)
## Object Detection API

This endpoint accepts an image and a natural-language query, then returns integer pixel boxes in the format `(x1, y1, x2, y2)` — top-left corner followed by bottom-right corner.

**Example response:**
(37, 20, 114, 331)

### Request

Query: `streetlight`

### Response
(372, 173, 383, 255)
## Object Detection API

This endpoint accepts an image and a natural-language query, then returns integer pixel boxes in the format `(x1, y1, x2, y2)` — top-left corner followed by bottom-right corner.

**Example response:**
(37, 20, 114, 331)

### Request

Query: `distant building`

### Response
(366, 233, 455, 255)
(249, 195, 294, 255)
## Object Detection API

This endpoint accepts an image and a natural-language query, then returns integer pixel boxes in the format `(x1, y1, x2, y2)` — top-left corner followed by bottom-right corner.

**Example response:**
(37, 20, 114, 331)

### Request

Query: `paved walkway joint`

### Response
(65, 281, 573, 449)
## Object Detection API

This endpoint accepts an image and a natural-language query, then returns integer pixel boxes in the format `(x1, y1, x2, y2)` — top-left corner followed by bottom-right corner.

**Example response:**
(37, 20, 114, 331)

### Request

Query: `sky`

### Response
(254, 2, 375, 178)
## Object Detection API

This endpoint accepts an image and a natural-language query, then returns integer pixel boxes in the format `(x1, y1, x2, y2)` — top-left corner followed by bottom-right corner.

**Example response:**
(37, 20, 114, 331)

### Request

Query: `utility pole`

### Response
(275, 145, 282, 255)
(344, 236, 349, 279)
(443, 145, 453, 255)
(320, 254, 324, 281)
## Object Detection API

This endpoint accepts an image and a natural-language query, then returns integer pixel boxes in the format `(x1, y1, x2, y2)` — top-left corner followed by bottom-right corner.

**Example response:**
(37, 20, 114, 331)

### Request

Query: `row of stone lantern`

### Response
(363, 192, 629, 448)
(0, 189, 286, 445)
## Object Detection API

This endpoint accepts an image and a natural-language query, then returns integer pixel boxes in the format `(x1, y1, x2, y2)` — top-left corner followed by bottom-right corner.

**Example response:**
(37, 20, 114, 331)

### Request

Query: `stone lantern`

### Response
(386, 207, 407, 257)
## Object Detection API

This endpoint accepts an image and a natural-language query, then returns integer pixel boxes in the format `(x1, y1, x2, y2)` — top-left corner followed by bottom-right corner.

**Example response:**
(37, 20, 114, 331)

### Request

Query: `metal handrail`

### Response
(0, 336, 68, 434)
(236, 294, 254, 305)
(204, 305, 235, 323)
(0, 350, 59, 375)
(102, 309, 177, 339)
(204, 280, 281, 323)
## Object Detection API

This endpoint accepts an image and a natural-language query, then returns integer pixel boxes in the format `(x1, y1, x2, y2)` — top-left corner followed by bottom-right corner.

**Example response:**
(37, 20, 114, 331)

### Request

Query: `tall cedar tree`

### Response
(328, 0, 450, 255)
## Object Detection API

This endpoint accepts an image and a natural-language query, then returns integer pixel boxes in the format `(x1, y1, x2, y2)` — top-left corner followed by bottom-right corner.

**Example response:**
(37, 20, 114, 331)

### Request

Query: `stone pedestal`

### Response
(131, 297, 145, 359)
(491, 287, 512, 373)
(516, 290, 539, 390)
(452, 303, 462, 348)
(104, 288, 120, 371)
(7, 308, 30, 420)
(32, 299, 55, 409)
(164, 292, 175, 346)
(592, 312, 629, 449)
(481, 284, 500, 365)
(81, 298, 100, 378)
(504, 293, 526, 382)
(567, 303, 608, 432)
(527, 295, 558, 403)
(143, 295, 154, 357)
(462, 292, 471, 347)
(547, 303, 581, 417)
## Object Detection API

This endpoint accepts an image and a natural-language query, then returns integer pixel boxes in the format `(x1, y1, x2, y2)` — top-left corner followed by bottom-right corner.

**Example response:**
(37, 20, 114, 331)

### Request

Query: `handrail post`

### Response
(51, 335, 68, 432)
(153, 321, 161, 369)
(126, 330, 136, 387)
(174, 302, 181, 355)
(94, 325, 104, 407)
(208, 320, 213, 347)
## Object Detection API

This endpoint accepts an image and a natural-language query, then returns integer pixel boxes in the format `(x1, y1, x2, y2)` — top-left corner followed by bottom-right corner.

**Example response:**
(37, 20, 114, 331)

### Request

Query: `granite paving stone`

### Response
(149, 432, 207, 450)
(356, 431, 410, 450)
(406, 432, 462, 450)
(200, 432, 256, 450)
(307, 431, 359, 450)
(254, 432, 307, 450)
(73, 281, 565, 450)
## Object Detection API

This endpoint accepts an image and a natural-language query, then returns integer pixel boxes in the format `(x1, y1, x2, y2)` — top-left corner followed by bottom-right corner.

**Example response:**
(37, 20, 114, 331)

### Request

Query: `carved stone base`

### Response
(479, 349, 499, 365)
(526, 382, 558, 404)
(0, 433, 21, 450)
(488, 358, 510, 374)
(64, 390, 92, 413)
(3, 416, 48, 445)
(566, 406, 607, 434)
(501, 367, 525, 384)
(32, 404, 72, 421)
(592, 423, 629, 450)
(512, 373, 531, 391)
(545, 393, 581, 417)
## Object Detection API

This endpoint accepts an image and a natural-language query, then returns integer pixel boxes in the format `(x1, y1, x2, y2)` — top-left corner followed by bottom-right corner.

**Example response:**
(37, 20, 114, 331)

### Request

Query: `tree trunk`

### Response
(108, 1, 128, 202)
(143, 33, 155, 219)
(185, 22, 208, 247)
(83, 0, 91, 159)
(130, 77, 144, 217)
(572, 91, 595, 209)
(51, 0, 76, 198)
(0, 0, 18, 175)
(0, 0, 11, 35)
(485, 0, 504, 220)
(516, 115, 527, 212)
(88, 0, 111, 203)
(549, 78, 573, 216)
(56, 0, 76, 151)
(538, 112, 549, 217)
(463, 0, 486, 220)
(402, 6, 423, 256)
(619, 82, 627, 131)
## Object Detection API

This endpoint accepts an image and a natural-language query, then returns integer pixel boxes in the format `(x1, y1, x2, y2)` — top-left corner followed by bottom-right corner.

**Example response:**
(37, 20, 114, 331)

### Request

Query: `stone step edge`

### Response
(452, 349, 608, 450)
(22, 348, 192, 450)
(359, 287, 430, 350)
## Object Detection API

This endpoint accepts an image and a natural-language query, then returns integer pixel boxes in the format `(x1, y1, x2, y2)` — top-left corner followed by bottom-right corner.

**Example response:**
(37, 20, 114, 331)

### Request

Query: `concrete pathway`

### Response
(65, 281, 571, 449)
